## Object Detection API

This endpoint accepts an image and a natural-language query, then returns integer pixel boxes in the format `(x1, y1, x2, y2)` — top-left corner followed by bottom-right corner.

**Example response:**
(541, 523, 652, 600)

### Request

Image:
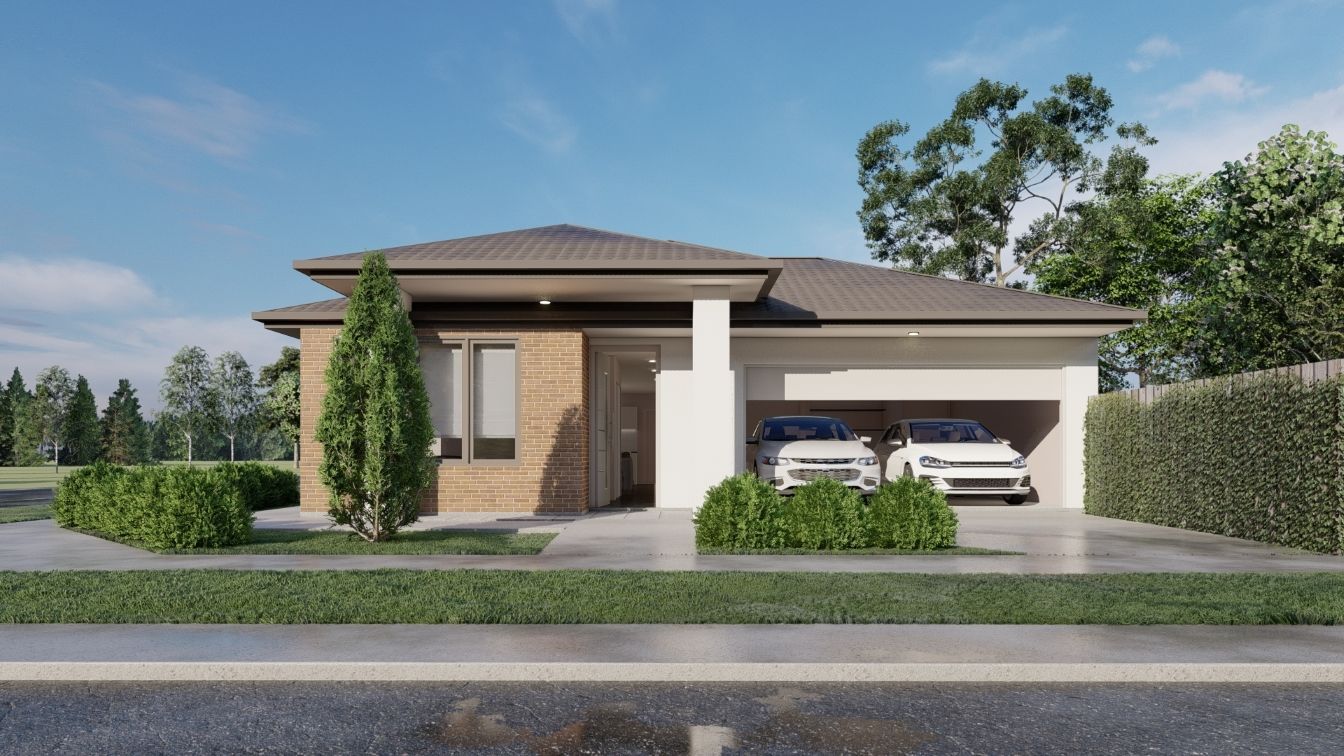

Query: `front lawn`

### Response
(0, 504, 53, 524)
(76, 528, 555, 556)
(3, 570, 1344, 624)
(698, 545, 1015, 555)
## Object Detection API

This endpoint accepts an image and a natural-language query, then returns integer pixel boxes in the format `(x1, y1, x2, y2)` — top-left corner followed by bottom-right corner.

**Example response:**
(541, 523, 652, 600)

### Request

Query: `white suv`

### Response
(878, 418, 1031, 505)
(747, 416, 881, 494)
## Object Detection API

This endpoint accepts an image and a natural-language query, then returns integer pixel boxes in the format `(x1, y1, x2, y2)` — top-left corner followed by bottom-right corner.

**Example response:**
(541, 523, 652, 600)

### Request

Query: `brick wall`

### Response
(297, 325, 590, 514)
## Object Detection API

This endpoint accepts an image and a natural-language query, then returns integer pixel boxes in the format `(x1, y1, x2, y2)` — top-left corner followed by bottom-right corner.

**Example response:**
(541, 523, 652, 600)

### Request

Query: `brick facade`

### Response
(297, 325, 590, 514)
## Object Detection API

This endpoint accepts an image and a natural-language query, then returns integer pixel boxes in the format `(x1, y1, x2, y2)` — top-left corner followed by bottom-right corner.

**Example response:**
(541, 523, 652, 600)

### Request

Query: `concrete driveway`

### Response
(2, 505, 1341, 573)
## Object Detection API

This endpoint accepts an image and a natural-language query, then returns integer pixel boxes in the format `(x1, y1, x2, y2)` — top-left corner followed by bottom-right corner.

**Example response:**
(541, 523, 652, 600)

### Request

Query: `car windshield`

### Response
(761, 417, 857, 442)
(908, 421, 998, 444)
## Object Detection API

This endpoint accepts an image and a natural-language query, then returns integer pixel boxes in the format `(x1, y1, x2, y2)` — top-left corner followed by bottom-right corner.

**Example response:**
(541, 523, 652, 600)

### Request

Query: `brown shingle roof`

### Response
(737, 258, 1143, 321)
(298, 224, 768, 267)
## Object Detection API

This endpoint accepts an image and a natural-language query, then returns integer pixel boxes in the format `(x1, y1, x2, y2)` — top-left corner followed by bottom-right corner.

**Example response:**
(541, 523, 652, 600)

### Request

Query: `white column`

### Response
(690, 287, 735, 508)
(1060, 354, 1099, 509)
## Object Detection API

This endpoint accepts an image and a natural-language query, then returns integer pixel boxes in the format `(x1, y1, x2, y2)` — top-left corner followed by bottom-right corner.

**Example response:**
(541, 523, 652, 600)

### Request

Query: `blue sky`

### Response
(4, 0, 1344, 407)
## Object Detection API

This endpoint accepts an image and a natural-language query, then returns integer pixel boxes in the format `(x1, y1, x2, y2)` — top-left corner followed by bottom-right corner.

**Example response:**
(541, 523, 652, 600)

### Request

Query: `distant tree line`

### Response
(858, 73, 1344, 390)
(0, 346, 300, 467)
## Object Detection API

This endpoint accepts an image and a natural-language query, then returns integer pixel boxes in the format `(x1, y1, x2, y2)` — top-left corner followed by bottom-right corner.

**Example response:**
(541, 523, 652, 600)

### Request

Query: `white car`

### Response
(877, 418, 1031, 505)
(747, 416, 881, 494)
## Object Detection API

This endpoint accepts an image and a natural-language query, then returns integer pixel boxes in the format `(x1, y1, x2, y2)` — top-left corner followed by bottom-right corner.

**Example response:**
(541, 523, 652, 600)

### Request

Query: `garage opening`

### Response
(744, 399, 1060, 504)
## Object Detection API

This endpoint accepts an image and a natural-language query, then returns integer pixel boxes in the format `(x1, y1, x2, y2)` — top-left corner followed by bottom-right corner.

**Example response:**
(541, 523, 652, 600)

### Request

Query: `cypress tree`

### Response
(64, 375, 101, 465)
(315, 252, 434, 541)
(100, 379, 149, 465)
(0, 368, 17, 466)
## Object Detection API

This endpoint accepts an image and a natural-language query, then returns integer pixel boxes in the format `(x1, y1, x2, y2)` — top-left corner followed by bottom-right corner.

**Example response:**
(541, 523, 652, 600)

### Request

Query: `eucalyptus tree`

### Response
(211, 351, 258, 462)
(857, 73, 1153, 286)
(34, 366, 74, 470)
(160, 346, 213, 462)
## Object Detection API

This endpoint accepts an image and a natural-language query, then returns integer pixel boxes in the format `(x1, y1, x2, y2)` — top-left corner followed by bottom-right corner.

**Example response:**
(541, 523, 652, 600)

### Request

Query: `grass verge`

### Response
(0, 504, 53, 524)
(698, 546, 1015, 556)
(71, 528, 555, 556)
(3, 570, 1344, 624)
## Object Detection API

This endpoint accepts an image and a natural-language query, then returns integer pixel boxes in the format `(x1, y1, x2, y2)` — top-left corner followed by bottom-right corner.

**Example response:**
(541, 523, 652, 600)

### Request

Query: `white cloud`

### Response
(1154, 69, 1269, 111)
(1148, 81, 1344, 175)
(0, 256, 157, 312)
(554, 0, 619, 44)
(0, 314, 291, 411)
(1127, 35, 1180, 72)
(501, 95, 577, 154)
(929, 24, 1068, 76)
(88, 74, 305, 163)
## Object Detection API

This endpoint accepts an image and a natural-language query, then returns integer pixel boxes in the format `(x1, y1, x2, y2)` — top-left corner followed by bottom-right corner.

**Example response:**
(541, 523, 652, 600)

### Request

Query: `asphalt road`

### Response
(1, 682, 1341, 754)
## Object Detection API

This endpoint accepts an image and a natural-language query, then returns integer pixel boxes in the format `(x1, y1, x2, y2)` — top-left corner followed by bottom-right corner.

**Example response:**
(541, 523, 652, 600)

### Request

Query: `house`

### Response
(253, 224, 1144, 513)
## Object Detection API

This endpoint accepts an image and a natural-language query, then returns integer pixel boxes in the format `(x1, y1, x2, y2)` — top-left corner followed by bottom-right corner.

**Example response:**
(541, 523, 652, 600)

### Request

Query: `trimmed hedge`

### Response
(694, 473, 958, 551)
(211, 462, 300, 511)
(54, 463, 255, 549)
(1085, 373, 1344, 554)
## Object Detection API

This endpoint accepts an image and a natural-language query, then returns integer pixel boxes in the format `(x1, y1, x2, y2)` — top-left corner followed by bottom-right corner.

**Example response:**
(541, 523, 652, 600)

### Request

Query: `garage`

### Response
(743, 398, 1060, 504)
(736, 348, 1079, 506)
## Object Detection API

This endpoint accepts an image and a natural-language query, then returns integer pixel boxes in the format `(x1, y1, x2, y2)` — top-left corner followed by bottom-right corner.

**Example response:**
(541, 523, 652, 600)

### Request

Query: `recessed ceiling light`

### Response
(907, 331, 921, 336)
(650, 368, 656, 373)
(647, 359, 656, 363)
(539, 299, 552, 305)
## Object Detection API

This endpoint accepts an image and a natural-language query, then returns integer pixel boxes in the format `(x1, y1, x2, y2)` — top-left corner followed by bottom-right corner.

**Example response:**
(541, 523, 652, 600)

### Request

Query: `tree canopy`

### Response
(857, 73, 1152, 286)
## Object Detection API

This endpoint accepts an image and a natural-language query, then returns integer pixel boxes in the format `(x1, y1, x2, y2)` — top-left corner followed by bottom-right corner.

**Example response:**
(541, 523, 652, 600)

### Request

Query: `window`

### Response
(471, 343, 516, 460)
(421, 339, 518, 462)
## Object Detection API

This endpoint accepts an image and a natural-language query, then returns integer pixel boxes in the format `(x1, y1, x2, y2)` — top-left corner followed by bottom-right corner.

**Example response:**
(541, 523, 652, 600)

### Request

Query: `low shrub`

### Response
(694, 474, 959, 551)
(212, 462, 299, 511)
(780, 478, 866, 550)
(865, 477, 958, 549)
(54, 463, 253, 549)
(694, 473, 787, 549)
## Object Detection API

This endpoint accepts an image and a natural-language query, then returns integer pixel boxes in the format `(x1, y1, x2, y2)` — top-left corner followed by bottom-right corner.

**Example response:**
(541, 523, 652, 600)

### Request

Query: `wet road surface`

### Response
(1, 681, 1341, 754)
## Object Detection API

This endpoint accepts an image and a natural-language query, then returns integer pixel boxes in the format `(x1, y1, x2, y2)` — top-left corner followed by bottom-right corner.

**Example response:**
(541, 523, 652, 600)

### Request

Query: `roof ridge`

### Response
(798, 256, 1143, 313)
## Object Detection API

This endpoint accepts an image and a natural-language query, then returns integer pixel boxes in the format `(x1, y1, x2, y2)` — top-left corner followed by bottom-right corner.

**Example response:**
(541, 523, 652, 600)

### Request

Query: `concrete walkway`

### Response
(2, 506, 1342, 573)
(4, 624, 1344, 681)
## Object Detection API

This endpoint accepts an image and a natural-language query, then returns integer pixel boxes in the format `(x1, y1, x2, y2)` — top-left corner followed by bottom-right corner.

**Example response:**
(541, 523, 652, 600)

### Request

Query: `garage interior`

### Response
(744, 400, 1060, 504)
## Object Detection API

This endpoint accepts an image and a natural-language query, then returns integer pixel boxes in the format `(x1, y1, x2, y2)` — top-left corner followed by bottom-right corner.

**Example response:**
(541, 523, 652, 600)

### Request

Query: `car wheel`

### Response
(1003, 494, 1027, 506)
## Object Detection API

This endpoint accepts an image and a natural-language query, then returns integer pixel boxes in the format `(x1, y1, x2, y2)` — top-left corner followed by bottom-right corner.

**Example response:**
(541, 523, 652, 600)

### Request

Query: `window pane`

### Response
(421, 344, 463, 459)
(472, 344, 517, 460)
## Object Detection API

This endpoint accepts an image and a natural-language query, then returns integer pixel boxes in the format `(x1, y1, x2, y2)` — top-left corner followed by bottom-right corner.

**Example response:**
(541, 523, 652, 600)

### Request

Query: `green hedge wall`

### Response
(1085, 373, 1344, 554)
(54, 463, 257, 549)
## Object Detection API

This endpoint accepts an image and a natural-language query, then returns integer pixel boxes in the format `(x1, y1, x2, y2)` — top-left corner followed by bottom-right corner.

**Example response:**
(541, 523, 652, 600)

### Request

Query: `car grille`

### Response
(794, 458, 855, 465)
(948, 461, 1014, 467)
(792, 468, 860, 482)
(946, 478, 1016, 488)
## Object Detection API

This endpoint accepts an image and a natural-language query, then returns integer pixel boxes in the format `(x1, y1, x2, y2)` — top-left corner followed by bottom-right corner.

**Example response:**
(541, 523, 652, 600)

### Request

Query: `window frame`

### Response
(420, 336, 521, 466)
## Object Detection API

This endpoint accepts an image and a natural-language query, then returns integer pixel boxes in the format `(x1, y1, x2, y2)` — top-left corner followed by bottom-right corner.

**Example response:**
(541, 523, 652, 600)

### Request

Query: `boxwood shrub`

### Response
(694, 474, 958, 551)
(54, 463, 254, 549)
(865, 476, 958, 549)
(1085, 372, 1344, 554)
(211, 462, 300, 511)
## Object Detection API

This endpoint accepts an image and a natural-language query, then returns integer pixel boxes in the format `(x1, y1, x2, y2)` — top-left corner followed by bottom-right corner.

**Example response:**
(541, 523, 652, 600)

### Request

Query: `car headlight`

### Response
(1011, 455, 1027, 468)
(918, 455, 951, 469)
(760, 456, 791, 466)
(857, 456, 877, 466)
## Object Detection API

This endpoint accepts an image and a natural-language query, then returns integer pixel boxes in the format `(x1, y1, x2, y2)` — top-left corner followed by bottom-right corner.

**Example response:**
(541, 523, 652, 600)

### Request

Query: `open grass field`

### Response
(0, 461, 295, 491)
(0, 504, 53, 524)
(3, 570, 1344, 624)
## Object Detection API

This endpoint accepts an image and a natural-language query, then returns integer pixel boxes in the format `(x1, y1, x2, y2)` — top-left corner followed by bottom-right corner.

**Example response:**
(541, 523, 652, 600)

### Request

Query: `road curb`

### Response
(5, 662, 1344, 683)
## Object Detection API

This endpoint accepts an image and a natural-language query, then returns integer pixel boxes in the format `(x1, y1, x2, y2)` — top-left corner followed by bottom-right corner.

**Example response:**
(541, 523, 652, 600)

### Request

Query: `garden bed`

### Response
(70, 527, 554, 556)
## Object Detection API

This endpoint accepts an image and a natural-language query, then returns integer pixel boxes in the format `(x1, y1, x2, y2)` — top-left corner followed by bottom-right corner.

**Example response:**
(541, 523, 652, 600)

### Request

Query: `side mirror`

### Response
(745, 437, 759, 445)
(889, 439, 904, 447)
(998, 438, 1011, 445)
(859, 435, 872, 444)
